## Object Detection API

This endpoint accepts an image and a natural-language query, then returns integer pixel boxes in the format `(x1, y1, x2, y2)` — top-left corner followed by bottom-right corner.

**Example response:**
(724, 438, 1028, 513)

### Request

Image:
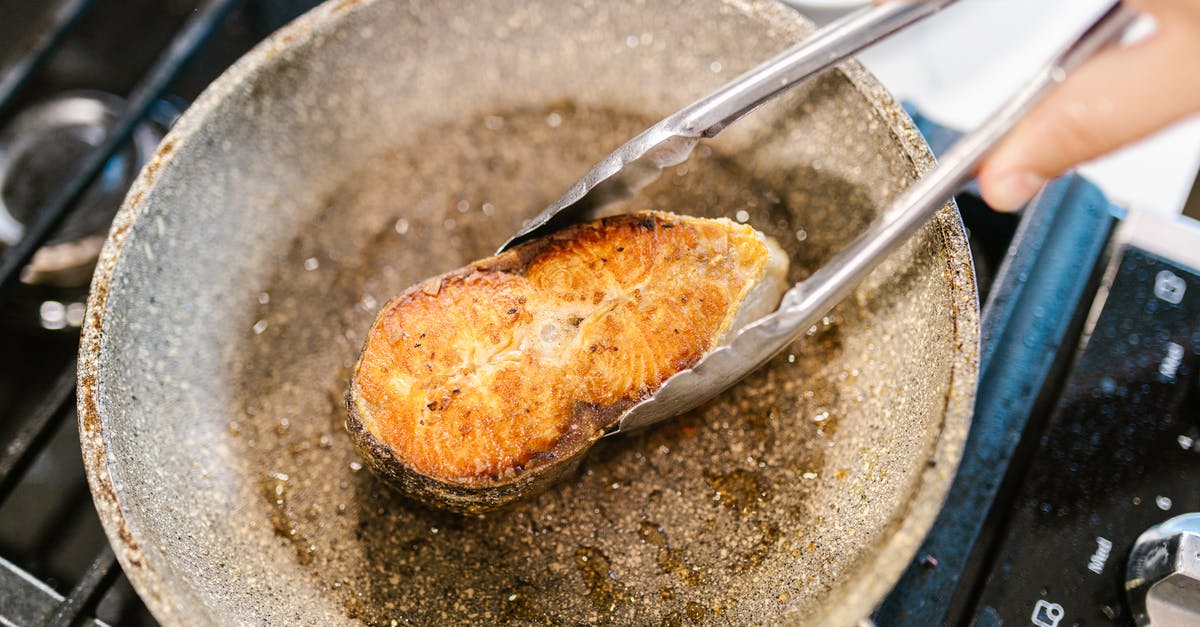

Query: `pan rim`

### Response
(76, 1, 359, 623)
(77, 0, 979, 624)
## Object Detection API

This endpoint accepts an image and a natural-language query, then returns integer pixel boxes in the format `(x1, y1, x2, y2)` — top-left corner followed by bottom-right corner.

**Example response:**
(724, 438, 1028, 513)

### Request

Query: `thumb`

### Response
(978, 19, 1200, 211)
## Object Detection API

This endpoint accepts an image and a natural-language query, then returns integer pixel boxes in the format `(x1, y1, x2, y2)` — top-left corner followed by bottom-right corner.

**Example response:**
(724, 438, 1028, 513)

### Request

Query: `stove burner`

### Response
(0, 91, 177, 288)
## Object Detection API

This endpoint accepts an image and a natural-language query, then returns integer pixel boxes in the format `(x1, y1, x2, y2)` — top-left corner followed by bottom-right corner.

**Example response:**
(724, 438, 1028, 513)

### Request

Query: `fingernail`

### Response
(988, 171, 1047, 212)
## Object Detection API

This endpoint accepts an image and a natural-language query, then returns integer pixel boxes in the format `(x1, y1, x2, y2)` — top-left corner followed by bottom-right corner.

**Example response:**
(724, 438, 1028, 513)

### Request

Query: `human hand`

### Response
(879, 0, 1200, 211)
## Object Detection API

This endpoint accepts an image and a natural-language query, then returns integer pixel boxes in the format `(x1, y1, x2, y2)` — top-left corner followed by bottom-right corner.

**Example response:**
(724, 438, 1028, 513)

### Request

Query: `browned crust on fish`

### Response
(347, 211, 771, 512)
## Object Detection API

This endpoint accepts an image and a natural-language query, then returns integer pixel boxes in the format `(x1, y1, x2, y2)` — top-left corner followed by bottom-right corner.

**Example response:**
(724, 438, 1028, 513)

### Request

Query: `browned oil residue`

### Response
(733, 523, 782, 573)
(501, 591, 546, 623)
(260, 471, 315, 565)
(575, 546, 629, 611)
(703, 469, 774, 515)
(742, 406, 780, 454)
(661, 610, 683, 627)
(640, 521, 704, 586)
(639, 520, 668, 546)
(814, 409, 839, 438)
(684, 600, 708, 623)
(231, 101, 883, 623)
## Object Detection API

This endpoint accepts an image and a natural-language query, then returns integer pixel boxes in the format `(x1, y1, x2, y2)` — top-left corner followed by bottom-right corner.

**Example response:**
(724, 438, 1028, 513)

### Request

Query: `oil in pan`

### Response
(230, 102, 880, 624)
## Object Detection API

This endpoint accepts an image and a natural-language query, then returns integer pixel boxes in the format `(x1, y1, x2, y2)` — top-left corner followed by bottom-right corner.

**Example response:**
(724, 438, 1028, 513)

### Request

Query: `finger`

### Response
(979, 26, 1200, 211)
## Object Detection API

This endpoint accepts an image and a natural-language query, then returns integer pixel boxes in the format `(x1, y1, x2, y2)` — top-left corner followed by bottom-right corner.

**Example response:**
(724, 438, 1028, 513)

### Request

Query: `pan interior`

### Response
(87, 0, 974, 624)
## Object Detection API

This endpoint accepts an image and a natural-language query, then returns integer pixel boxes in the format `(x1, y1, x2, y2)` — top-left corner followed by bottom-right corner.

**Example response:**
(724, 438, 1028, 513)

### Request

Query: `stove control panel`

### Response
(968, 211, 1200, 626)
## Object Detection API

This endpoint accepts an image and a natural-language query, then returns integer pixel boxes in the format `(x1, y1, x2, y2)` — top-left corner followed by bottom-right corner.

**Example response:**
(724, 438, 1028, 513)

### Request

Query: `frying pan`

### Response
(78, 0, 979, 624)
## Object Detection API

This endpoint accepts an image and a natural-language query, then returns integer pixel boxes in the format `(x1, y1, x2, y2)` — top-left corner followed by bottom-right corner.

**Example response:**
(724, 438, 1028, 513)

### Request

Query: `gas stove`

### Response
(0, 1, 1197, 625)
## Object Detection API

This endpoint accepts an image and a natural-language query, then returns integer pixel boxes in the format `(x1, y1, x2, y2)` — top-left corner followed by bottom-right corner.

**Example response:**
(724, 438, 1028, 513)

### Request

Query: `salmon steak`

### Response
(347, 211, 789, 513)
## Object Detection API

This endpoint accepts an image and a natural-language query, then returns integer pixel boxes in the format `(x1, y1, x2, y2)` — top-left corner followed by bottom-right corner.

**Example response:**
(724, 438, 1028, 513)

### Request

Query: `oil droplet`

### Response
(260, 472, 314, 566)
(252, 319, 269, 335)
(394, 218, 410, 234)
(733, 523, 782, 573)
(545, 113, 562, 128)
(574, 546, 629, 610)
(304, 257, 319, 271)
(258, 291, 270, 305)
(501, 590, 543, 621)
(349, 461, 363, 472)
(639, 521, 703, 585)
(704, 469, 773, 514)
(639, 520, 667, 547)
(734, 210, 750, 223)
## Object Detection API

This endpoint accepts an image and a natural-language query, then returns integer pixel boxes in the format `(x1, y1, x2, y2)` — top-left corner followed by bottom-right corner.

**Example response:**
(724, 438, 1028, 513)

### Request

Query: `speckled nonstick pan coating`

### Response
(78, 0, 979, 624)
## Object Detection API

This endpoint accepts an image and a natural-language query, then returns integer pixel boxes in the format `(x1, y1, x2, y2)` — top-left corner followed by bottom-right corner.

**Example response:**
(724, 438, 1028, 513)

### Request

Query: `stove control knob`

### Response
(1126, 513, 1200, 626)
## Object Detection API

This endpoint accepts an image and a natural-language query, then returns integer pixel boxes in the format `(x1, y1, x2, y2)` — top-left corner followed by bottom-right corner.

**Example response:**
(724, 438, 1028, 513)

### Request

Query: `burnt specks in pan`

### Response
(77, 135, 166, 606)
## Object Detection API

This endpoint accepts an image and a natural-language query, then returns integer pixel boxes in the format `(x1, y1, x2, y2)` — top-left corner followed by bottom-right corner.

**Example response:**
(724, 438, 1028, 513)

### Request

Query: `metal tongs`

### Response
(497, 0, 1138, 435)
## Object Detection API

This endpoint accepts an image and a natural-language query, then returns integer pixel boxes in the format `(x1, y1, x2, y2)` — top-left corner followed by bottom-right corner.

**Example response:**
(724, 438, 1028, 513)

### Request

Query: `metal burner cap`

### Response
(0, 91, 174, 287)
